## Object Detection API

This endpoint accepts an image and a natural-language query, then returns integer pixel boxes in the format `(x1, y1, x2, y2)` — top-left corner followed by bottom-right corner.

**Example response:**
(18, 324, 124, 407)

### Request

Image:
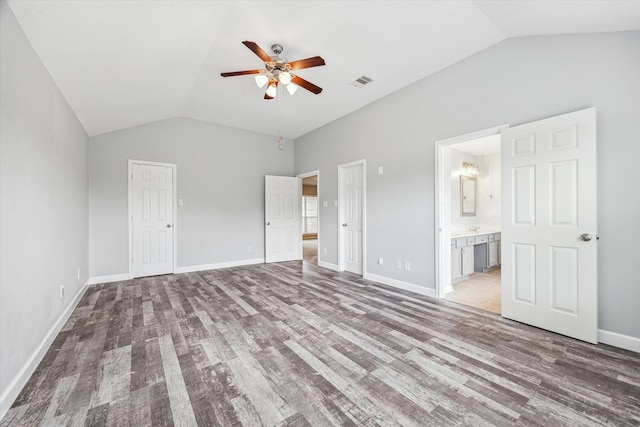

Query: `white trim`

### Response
(298, 170, 320, 265)
(128, 159, 178, 280)
(598, 329, 640, 353)
(434, 125, 508, 299)
(88, 273, 130, 285)
(0, 281, 90, 420)
(174, 258, 265, 274)
(364, 273, 437, 299)
(337, 159, 366, 275)
(317, 261, 339, 271)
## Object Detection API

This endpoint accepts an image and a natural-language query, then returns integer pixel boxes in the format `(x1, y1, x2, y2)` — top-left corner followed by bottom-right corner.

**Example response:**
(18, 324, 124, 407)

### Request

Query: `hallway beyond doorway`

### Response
(302, 239, 317, 264)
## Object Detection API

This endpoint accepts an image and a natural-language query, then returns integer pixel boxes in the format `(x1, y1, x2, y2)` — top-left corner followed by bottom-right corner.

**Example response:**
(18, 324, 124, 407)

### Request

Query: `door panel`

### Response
(132, 163, 174, 278)
(265, 176, 301, 263)
(501, 107, 597, 343)
(341, 164, 363, 274)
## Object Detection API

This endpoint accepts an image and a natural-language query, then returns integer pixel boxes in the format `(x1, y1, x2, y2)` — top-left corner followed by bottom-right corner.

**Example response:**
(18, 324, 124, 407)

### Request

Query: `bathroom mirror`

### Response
(460, 175, 476, 216)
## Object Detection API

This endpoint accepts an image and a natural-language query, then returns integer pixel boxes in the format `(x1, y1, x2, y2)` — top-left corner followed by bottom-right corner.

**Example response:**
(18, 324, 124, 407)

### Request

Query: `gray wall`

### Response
(294, 31, 640, 338)
(0, 0, 89, 406)
(89, 118, 294, 276)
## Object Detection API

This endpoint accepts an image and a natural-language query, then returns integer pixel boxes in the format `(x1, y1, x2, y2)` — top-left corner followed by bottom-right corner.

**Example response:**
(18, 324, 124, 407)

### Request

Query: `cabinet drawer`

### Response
(488, 234, 495, 242)
(494, 233, 501, 241)
(466, 237, 476, 246)
(450, 240, 455, 249)
(455, 238, 467, 248)
(475, 235, 488, 244)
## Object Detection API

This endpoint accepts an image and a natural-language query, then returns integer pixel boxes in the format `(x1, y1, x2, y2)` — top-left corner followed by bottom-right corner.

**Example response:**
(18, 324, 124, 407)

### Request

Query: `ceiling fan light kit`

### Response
(221, 41, 325, 100)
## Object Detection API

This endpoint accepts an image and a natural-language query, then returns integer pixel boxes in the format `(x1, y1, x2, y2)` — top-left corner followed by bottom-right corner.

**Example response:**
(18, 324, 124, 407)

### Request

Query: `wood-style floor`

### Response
(2, 261, 639, 426)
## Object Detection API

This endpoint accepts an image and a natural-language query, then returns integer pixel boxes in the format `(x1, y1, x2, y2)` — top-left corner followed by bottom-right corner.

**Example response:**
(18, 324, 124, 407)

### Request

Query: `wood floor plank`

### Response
(3, 261, 639, 426)
(158, 334, 198, 426)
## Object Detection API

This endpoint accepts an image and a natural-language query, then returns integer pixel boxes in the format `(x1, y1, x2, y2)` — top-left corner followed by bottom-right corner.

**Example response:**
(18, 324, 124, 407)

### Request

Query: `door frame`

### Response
(338, 159, 367, 274)
(297, 170, 320, 264)
(128, 159, 178, 279)
(434, 125, 508, 298)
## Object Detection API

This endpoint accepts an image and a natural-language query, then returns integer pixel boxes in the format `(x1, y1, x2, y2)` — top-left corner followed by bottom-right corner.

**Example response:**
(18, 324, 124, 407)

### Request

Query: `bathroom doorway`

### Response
(435, 126, 506, 314)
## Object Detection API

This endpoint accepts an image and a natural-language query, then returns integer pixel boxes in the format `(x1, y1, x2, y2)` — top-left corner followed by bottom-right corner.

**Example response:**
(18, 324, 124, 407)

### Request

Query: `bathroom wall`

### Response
(450, 149, 500, 233)
(476, 153, 500, 229)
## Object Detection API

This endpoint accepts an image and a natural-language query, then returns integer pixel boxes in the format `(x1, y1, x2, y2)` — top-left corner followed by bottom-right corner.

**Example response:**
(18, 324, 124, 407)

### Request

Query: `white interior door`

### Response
(340, 163, 364, 275)
(501, 107, 597, 343)
(131, 162, 174, 278)
(265, 175, 301, 263)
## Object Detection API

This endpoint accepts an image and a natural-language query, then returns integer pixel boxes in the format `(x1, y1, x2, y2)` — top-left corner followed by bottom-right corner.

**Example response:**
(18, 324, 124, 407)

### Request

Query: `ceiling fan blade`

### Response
(291, 75, 322, 94)
(242, 41, 273, 63)
(221, 69, 263, 77)
(264, 93, 274, 100)
(288, 56, 326, 70)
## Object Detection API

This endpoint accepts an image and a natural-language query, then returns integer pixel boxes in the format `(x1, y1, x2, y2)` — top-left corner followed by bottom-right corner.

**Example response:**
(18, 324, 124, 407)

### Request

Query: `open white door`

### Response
(501, 107, 597, 343)
(265, 175, 301, 263)
(130, 161, 175, 278)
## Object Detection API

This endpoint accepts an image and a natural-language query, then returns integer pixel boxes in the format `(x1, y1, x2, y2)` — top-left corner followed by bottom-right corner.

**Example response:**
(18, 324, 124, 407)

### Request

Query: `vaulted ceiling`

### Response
(7, 1, 640, 138)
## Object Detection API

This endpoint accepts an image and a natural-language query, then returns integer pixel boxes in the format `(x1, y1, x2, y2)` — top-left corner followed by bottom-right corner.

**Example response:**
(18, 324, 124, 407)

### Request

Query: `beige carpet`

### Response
(303, 239, 318, 264)
(444, 268, 501, 314)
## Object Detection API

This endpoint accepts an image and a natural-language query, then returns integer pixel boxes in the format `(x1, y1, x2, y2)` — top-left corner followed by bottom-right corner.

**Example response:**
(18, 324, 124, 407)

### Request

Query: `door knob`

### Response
(579, 233, 592, 242)
(166, 224, 172, 228)
(266, 222, 270, 226)
(342, 223, 347, 227)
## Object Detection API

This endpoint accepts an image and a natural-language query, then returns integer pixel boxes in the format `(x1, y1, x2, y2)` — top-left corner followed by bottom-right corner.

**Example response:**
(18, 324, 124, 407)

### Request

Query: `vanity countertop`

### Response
(451, 229, 501, 238)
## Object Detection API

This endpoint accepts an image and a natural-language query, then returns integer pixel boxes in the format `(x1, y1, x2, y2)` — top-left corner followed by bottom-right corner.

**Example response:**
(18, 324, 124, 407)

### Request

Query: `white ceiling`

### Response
(7, 1, 640, 138)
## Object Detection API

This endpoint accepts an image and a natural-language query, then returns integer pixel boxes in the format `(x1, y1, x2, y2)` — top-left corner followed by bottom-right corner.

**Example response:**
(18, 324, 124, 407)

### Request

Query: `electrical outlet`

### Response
(323, 247, 327, 255)
(404, 261, 411, 271)
(378, 257, 384, 266)
(59, 285, 65, 300)
(77, 268, 80, 280)
(395, 260, 402, 270)
(247, 245, 252, 253)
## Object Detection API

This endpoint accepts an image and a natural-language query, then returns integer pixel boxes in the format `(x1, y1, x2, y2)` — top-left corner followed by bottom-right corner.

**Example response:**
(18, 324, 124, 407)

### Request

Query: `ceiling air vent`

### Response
(350, 75, 373, 88)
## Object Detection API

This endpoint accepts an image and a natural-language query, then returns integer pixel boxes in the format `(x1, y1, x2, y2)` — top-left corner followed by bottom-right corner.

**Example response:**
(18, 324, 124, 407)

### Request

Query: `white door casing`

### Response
(129, 161, 176, 278)
(501, 107, 597, 343)
(265, 175, 301, 263)
(339, 162, 364, 275)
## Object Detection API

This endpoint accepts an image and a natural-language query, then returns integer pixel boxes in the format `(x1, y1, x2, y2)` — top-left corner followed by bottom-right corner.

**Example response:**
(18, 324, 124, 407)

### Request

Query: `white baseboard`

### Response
(0, 281, 90, 421)
(598, 329, 640, 353)
(174, 258, 264, 274)
(317, 261, 339, 271)
(88, 259, 266, 284)
(87, 273, 129, 285)
(363, 273, 437, 299)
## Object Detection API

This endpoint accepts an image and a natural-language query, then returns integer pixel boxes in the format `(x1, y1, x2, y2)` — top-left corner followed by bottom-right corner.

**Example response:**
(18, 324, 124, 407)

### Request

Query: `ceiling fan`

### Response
(221, 41, 325, 100)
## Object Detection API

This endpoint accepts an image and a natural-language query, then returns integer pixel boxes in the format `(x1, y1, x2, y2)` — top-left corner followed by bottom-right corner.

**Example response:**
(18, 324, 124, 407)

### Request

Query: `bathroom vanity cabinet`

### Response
(474, 233, 501, 272)
(451, 231, 501, 280)
(451, 237, 475, 280)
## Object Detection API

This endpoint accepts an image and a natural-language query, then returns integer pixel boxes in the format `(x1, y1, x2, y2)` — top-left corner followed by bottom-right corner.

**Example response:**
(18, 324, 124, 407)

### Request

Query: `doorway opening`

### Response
(435, 126, 507, 314)
(298, 171, 319, 265)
